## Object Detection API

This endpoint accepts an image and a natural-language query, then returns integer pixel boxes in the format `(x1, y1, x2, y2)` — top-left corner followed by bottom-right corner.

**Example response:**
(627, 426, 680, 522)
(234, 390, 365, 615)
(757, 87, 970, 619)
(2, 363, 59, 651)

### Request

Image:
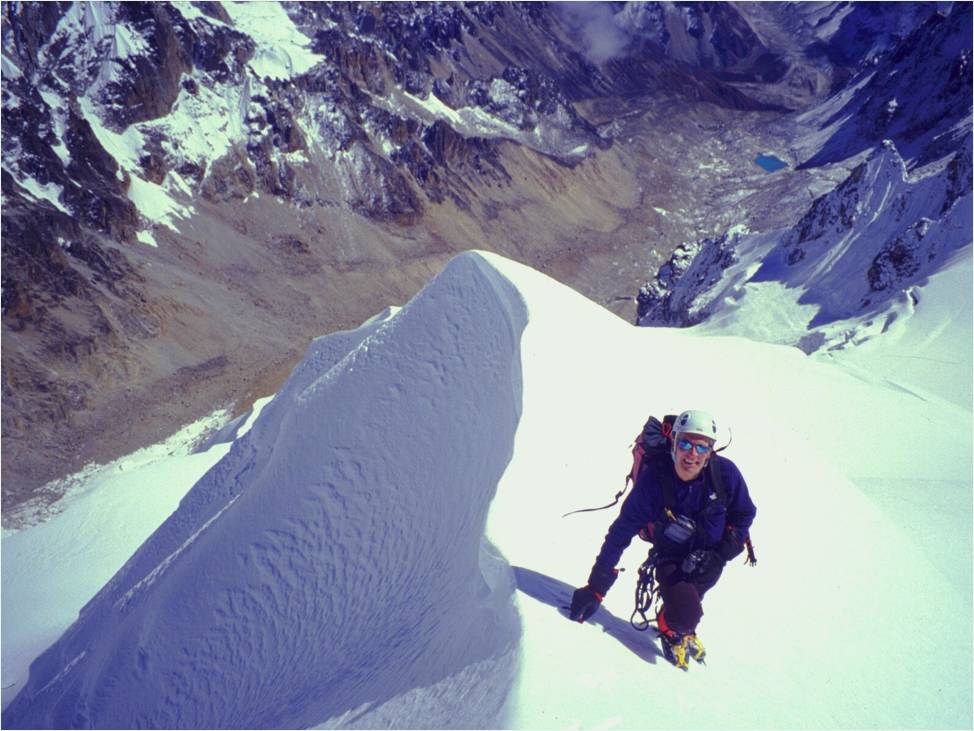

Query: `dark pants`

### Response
(656, 559, 723, 635)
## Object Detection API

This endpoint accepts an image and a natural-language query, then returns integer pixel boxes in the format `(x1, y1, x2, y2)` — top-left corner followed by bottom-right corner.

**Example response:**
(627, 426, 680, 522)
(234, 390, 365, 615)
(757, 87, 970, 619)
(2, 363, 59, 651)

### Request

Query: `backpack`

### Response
(562, 414, 719, 517)
(630, 415, 683, 495)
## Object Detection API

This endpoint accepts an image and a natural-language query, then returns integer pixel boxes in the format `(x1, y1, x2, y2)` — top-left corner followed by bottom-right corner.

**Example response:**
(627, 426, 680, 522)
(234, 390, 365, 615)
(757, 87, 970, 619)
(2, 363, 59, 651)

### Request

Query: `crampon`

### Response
(658, 631, 706, 670)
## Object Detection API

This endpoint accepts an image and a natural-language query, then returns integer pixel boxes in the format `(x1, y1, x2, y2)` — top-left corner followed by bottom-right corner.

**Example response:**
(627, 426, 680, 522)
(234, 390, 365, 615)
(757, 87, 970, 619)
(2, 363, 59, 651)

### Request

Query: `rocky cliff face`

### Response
(2, 1, 968, 514)
(613, 2, 788, 83)
(637, 2, 972, 338)
(636, 226, 744, 327)
(637, 137, 972, 348)
(798, 2, 973, 167)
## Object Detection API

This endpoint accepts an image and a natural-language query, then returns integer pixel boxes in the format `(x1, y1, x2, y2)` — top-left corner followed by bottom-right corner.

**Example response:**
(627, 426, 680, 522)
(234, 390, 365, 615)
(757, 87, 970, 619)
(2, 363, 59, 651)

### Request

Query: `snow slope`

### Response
(3, 252, 972, 729)
(0, 415, 232, 704)
(820, 250, 974, 410)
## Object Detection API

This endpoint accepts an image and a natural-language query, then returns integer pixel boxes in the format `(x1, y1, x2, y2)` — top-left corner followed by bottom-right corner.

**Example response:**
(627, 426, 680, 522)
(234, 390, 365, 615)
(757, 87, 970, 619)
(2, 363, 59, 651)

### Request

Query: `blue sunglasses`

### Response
(677, 439, 712, 455)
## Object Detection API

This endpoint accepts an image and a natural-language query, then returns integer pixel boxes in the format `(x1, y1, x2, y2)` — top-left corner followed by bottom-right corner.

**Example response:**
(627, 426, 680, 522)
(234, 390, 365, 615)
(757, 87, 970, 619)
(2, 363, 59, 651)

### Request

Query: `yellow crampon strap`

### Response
(671, 638, 689, 670)
(670, 635, 705, 670)
(687, 634, 706, 662)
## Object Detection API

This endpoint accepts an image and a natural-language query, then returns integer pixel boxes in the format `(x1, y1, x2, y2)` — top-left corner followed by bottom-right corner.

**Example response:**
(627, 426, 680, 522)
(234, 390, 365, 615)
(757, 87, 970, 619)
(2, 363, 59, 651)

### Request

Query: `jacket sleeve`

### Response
(721, 458, 756, 532)
(715, 457, 756, 560)
(590, 468, 660, 578)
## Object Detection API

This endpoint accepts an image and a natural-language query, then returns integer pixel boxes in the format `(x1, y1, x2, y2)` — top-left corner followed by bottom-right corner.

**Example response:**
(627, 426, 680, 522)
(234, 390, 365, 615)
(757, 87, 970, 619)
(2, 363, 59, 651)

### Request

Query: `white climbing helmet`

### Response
(674, 409, 717, 440)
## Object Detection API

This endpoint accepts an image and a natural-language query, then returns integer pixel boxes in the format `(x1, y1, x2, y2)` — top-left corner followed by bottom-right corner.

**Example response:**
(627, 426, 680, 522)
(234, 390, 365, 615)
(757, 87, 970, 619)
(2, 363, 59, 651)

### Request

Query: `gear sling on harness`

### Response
(631, 550, 661, 631)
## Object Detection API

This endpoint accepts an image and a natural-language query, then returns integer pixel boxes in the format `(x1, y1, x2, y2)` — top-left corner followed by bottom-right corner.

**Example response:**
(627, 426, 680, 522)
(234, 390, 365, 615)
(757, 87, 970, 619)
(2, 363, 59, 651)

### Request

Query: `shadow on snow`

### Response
(512, 566, 663, 665)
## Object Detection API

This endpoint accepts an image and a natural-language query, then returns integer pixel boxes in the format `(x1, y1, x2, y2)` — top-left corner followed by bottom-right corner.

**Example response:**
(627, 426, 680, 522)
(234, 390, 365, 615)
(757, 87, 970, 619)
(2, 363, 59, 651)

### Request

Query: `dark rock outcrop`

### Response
(800, 3, 973, 167)
(637, 231, 740, 326)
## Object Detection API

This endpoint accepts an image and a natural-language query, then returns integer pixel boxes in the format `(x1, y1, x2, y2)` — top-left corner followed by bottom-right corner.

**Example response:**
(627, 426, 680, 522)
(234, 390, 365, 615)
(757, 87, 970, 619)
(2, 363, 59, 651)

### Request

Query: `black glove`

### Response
(651, 514, 697, 556)
(569, 565, 619, 623)
(681, 549, 725, 585)
(569, 585, 602, 622)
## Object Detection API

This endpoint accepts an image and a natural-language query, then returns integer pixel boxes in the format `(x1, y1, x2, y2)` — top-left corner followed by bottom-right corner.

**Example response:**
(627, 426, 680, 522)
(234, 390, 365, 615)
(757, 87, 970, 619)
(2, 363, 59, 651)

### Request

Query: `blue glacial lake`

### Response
(755, 154, 788, 172)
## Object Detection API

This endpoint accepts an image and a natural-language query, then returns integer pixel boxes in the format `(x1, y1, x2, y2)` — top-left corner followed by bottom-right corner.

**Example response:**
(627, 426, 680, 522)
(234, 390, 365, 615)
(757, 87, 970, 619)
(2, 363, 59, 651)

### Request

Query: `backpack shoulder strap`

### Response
(640, 415, 676, 514)
(708, 455, 727, 506)
(658, 458, 677, 514)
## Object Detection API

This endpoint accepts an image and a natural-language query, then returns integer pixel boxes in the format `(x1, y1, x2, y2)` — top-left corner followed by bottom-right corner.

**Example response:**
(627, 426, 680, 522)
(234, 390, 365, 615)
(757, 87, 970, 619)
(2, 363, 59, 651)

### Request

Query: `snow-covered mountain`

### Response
(2, 4, 971, 726)
(790, 1, 942, 71)
(638, 139, 971, 337)
(573, 1, 788, 81)
(797, 2, 972, 168)
(3, 251, 971, 728)
(3, 1, 969, 511)
(637, 3, 972, 368)
(2, 0, 811, 507)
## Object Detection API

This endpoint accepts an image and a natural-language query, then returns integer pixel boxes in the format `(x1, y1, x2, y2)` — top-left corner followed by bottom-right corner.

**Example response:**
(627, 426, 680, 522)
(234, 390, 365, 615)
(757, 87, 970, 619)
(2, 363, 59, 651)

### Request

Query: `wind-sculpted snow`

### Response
(2, 254, 526, 729)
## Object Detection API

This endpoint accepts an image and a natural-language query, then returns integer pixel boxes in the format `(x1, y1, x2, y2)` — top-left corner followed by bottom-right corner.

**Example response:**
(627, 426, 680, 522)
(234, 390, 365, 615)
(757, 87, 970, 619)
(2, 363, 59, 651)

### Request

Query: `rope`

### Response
(630, 550, 660, 631)
(562, 477, 631, 518)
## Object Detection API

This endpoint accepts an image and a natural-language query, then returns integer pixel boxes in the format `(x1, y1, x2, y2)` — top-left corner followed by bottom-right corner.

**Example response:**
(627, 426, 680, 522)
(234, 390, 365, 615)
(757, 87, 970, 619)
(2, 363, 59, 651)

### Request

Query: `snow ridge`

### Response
(2, 253, 527, 729)
(759, 140, 970, 325)
(636, 226, 746, 326)
(113, 494, 241, 612)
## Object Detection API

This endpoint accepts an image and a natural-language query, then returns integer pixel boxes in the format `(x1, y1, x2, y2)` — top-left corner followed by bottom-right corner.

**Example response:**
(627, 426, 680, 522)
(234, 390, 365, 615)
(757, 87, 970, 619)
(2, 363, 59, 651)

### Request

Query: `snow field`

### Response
(1, 439, 232, 709)
(220, 1, 324, 80)
(820, 251, 974, 411)
(481, 253, 971, 729)
(2, 251, 971, 729)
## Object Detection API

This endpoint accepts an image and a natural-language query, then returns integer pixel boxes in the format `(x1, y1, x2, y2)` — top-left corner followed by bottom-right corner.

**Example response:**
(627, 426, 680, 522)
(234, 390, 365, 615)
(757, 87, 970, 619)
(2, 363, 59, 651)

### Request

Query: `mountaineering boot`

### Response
(655, 608, 690, 671)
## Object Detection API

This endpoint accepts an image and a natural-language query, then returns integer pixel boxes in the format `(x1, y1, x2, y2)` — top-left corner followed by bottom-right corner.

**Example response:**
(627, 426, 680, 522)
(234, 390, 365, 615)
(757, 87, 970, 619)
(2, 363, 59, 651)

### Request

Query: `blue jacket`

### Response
(593, 454, 756, 575)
